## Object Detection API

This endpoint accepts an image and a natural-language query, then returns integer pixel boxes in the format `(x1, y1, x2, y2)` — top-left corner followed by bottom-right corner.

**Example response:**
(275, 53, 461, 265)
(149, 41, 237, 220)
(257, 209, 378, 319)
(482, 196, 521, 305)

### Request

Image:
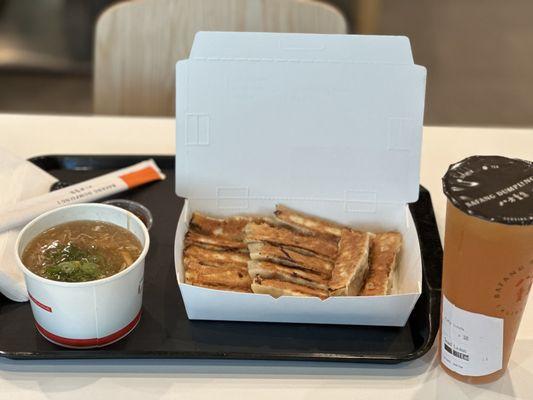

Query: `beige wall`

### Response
(326, 0, 533, 127)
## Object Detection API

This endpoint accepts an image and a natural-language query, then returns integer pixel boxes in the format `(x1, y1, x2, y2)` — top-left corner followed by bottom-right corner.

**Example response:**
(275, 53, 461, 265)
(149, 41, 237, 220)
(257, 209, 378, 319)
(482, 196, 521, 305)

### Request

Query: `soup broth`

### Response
(22, 220, 142, 283)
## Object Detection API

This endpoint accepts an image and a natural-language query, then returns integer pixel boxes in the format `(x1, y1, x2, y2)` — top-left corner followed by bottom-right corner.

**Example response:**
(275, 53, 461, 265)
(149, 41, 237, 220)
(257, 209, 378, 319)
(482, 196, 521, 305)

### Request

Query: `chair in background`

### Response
(93, 0, 347, 116)
(324, 0, 381, 33)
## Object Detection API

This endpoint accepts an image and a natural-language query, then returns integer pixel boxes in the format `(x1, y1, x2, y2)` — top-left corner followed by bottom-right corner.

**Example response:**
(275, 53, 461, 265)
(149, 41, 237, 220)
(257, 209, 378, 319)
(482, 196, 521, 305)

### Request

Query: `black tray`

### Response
(0, 155, 442, 363)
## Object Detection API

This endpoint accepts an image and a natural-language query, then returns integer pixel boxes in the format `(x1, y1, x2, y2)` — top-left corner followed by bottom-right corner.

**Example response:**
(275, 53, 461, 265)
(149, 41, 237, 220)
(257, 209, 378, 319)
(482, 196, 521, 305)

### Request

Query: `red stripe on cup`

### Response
(28, 293, 52, 313)
(35, 310, 142, 348)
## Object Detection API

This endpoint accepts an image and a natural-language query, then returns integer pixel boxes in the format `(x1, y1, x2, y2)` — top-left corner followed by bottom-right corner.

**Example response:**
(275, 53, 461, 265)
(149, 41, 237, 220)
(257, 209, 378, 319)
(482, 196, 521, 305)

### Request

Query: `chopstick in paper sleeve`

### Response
(0, 159, 165, 233)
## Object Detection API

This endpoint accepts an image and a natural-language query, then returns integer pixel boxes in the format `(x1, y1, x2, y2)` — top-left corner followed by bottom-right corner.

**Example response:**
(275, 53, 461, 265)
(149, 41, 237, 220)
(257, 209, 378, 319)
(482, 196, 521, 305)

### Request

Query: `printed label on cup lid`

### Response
(442, 155, 533, 225)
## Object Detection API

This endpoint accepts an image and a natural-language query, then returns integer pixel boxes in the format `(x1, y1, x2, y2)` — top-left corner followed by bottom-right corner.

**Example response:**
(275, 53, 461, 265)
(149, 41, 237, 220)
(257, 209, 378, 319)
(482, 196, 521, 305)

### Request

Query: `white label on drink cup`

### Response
(441, 295, 503, 377)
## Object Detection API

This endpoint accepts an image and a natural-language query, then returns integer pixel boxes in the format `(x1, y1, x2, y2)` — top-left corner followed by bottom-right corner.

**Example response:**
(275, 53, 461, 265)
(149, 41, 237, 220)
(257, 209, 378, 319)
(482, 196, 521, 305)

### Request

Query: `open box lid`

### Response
(176, 32, 426, 210)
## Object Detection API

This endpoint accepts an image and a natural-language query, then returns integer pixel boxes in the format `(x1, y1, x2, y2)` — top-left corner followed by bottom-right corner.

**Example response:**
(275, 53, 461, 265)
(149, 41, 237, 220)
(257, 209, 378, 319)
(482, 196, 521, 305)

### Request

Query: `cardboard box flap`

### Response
(176, 32, 426, 209)
(190, 31, 415, 64)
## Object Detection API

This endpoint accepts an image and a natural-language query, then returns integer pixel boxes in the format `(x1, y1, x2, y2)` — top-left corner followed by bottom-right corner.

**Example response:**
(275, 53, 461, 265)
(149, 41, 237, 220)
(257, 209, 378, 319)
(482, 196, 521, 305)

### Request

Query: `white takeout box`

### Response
(174, 32, 427, 326)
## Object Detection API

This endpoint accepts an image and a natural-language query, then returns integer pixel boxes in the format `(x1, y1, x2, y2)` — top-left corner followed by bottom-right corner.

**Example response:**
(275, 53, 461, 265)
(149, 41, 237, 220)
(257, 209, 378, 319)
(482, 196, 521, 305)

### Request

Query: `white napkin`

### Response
(0, 148, 57, 302)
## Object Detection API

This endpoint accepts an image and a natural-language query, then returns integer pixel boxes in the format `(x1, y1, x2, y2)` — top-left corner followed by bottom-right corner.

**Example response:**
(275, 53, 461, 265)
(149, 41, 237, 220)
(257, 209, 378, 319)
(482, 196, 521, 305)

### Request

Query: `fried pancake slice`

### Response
(185, 260, 251, 289)
(185, 231, 248, 252)
(187, 281, 252, 293)
(329, 229, 372, 296)
(274, 204, 343, 240)
(190, 212, 260, 241)
(248, 242, 333, 277)
(360, 232, 402, 296)
(248, 260, 328, 290)
(251, 276, 328, 299)
(244, 223, 338, 259)
(184, 245, 249, 269)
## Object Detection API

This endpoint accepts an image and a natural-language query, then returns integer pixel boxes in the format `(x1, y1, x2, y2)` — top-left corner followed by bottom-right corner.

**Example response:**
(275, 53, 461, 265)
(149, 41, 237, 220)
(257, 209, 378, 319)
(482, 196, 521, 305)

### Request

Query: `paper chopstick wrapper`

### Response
(0, 159, 165, 233)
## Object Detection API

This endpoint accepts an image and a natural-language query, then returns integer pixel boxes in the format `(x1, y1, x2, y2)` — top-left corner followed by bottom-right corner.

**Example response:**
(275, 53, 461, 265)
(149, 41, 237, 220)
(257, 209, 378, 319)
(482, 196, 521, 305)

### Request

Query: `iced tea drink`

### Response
(440, 155, 533, 384)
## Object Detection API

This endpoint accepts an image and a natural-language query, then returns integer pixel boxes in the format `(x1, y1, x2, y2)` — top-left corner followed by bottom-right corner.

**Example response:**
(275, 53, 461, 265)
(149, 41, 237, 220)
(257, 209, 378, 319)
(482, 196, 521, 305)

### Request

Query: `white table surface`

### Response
(0, 113, 532, 400)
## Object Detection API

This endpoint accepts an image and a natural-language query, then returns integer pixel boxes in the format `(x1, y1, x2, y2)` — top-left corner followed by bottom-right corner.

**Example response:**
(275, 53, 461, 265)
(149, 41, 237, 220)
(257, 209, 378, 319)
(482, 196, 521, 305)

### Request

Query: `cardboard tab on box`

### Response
(174, 32, 427, 326)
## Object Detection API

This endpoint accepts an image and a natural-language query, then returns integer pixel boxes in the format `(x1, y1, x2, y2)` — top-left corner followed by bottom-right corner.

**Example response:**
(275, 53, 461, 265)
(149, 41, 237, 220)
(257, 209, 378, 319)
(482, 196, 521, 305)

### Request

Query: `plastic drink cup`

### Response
(440, 155, 533, 383)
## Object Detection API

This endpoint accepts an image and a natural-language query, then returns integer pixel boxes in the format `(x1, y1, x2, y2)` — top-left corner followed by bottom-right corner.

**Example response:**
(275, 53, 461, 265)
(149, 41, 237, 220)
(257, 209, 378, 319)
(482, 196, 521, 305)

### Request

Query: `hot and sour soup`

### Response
(22, 220, 142, 283)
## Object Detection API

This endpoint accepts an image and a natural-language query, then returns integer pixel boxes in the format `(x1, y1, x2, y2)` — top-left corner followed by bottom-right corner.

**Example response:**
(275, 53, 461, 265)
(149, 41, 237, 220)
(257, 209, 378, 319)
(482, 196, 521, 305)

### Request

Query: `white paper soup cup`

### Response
(15, 203, 150, 349)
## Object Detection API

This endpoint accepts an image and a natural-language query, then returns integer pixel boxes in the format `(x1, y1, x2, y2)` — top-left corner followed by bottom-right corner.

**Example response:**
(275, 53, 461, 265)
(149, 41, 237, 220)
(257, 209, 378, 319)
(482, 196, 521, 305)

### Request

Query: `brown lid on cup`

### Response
(442, 155, 533, 225)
